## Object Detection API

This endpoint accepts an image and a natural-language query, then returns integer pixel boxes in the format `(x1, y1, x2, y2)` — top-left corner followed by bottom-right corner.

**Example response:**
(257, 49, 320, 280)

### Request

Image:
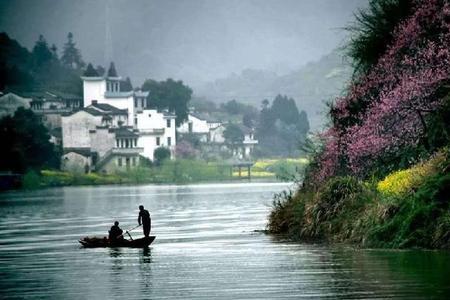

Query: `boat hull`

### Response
(79, 236, 156, 248)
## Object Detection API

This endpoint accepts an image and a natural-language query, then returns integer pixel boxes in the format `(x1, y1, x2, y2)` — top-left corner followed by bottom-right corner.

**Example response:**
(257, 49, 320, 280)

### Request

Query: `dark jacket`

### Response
(109, 225, 123, 240)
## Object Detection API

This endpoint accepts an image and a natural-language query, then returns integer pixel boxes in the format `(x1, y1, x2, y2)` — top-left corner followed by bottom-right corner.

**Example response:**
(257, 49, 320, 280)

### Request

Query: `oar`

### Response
(117, 224, 141, 240)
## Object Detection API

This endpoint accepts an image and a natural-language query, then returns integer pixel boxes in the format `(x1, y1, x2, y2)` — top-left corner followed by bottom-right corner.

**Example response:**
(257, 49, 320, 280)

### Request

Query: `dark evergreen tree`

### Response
(32, 35, 53, 68)
(61, 32, 85, 69)
(50, 44, 58, 59)
(256, 95, 310, 156)
(298, 110, 310, 134)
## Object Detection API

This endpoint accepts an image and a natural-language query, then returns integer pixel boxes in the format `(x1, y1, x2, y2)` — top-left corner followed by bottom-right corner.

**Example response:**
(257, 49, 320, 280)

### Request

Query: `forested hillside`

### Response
(195, 49, 352, 130)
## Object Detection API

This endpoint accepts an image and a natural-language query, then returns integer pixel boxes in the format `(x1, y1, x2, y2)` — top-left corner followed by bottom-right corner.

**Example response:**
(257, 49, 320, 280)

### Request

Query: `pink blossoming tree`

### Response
(313, 0, 450, 182)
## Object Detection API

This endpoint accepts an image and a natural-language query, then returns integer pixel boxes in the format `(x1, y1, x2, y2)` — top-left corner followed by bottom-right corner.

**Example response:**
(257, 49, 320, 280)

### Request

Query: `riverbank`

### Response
(17, 158, 307, 189)
(268, 149, 450, 249)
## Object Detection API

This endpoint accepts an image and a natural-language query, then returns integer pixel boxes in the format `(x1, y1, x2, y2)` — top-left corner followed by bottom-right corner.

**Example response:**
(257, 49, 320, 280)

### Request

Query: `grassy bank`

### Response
(250, 158, 308, 180)
(22, 159, 232, 188)
(268, 149, 450, 249)
(20, 158, 307, 189)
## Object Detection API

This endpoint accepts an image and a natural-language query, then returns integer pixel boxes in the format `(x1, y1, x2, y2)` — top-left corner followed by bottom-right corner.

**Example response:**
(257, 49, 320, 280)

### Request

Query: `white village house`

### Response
(178, 112, 258, 159)
(177, 113, 212, 142)
(61, 63, 176, 173)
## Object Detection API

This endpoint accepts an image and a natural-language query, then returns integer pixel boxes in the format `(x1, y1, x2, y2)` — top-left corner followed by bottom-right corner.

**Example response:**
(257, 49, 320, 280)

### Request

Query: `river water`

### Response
(0, 183, 449, 299)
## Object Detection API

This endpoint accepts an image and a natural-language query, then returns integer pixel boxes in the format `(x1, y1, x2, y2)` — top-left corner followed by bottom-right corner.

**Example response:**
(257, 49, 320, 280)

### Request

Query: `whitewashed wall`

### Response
(62, 111, 102, 148)
(178, 114, 209, 134)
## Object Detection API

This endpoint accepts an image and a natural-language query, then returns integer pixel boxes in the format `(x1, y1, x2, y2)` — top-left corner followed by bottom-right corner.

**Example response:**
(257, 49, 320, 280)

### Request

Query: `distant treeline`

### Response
(0, 32, 84, 94)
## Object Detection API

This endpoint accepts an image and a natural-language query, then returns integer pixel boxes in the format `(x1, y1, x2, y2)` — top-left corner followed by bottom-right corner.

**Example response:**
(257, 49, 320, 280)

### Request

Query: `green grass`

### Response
(23, 159, 239, 189)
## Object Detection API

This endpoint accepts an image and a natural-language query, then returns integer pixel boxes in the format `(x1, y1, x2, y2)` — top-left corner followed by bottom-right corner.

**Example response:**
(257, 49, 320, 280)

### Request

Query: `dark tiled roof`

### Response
(84, 63, 100, 76)
(107, 62, 118, 77)
(89, 103, 128, 115)
(82, 107, 104, 116)
(191, 112, 220, 123)
(49, 91, 82, 100)
(6, 90, 81, 101)
(114, 127, 139, 138)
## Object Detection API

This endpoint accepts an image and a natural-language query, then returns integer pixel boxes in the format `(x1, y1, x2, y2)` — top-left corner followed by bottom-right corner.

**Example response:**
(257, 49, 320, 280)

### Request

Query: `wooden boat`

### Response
(79, 236, 156, 248)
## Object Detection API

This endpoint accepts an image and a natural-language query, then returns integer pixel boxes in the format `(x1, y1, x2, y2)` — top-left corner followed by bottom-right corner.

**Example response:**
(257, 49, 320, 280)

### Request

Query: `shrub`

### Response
(377, 150, 447, 196)
(303, 176, 369, 239)
(268, 189, 307, 235)
(22, 170, 41, 189)
(153, 147, 171, 165)
(268, 176, 371, 241)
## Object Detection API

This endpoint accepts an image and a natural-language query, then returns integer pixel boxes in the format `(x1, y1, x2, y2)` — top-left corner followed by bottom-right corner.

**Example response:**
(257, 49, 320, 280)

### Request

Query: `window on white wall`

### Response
(167, 119, 171, 128)
(156, 137, 160, 146)
(167, 137, 171, 146)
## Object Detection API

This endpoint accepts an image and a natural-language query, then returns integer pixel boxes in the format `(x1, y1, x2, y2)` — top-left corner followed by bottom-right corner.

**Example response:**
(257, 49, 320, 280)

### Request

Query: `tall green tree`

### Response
(0, 108, 60, 173)
(142, 78, 192, 126)
(256, 95, 310, 156)
(223, 123, 244, 145)
(61, 32, 85, 69)
(32, 35, 54, 69)
(298, 110, 310, 134)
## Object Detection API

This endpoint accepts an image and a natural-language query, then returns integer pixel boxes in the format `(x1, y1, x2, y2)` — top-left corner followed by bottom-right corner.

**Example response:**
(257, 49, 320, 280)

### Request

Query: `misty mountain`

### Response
(194, 49, 352, 130)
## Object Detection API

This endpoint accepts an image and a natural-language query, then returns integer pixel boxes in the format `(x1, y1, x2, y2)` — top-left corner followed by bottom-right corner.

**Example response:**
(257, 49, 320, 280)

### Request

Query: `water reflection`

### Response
(141, 247, 152, 264)
(1, 183, 449, 299)
(139, 247, 153, 295)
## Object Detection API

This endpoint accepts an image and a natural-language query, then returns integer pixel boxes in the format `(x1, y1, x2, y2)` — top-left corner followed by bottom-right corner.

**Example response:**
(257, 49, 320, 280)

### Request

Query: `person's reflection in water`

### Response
(109, 248, 126, 298)
(109, 247, 123, 259)
(139, 247, 154, 294)
(141, 247, 152, 264)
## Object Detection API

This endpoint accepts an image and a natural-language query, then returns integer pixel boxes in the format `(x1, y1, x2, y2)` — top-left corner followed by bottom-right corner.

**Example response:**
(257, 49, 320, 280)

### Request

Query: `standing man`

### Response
(138, 205, 151, 237)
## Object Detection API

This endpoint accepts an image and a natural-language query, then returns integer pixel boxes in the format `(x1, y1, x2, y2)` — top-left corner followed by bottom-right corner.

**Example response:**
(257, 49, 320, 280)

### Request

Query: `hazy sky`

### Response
(0, 0, 367, 87)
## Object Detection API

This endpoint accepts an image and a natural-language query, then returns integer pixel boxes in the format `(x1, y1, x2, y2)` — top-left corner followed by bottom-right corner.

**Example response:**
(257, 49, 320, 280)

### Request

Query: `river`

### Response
(0, 183, 449, 299)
